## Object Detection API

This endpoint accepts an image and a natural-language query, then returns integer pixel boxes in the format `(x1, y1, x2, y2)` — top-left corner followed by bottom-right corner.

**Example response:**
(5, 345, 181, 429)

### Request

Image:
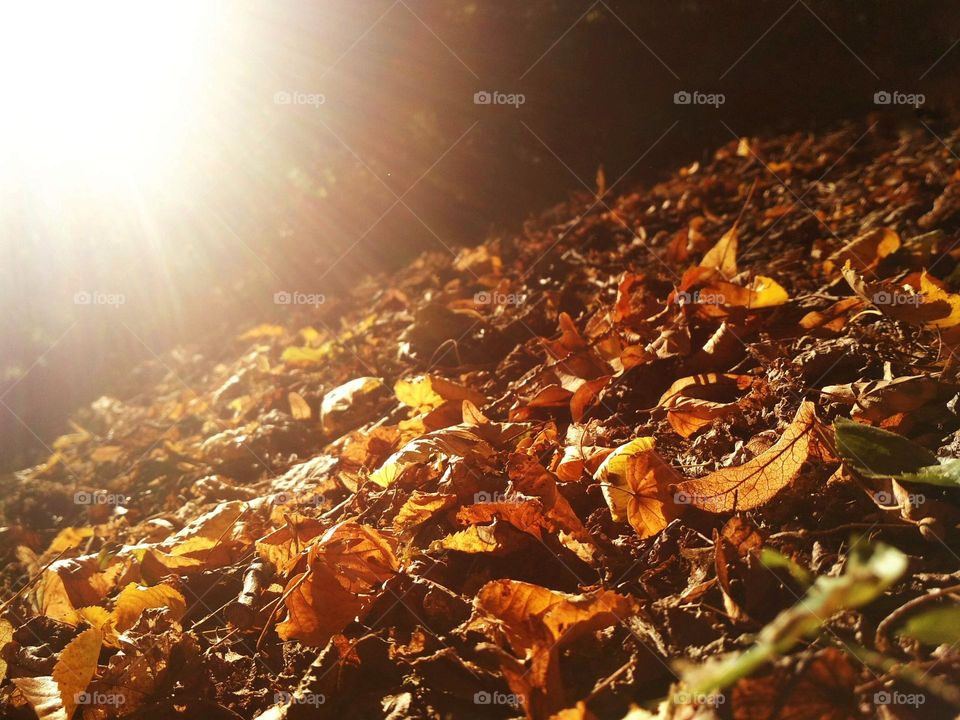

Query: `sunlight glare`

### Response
(0, 2, 218, 194)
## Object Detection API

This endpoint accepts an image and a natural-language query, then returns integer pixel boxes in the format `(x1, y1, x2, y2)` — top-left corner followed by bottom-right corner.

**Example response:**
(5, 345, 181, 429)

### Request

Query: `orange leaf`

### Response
(673, 402, 822, 512)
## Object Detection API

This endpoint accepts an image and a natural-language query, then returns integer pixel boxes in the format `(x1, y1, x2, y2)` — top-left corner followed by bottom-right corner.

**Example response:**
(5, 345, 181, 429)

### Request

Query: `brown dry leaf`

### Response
(673, 402, 822, 512)
(12, 677, 67, 720)
(842, 264, 960, 328)
(287, 391, 312, 420)
(276, 521, 398, 645)
(556, 444, 613, 481)
(732, 648, 859, 720)
(821, 375, 946, 425)
(622, 451, 686, 538)
(799, 297, 864, 332)
(658, 373, 756, 438)
(256, 516, 326, 573)
(507, 453, 595, 560)
(52, 626, 102, 718)
(466, 580, 636, 717)
(392, 491, 457, 535)
(40, 555, 127, 624)
(823, 227, 900, 274)
(701, 224, 739, 279)
(113, 583, 187, 633)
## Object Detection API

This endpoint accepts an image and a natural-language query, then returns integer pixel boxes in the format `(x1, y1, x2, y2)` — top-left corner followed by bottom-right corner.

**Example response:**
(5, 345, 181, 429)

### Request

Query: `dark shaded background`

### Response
(3, 0, 960, 470)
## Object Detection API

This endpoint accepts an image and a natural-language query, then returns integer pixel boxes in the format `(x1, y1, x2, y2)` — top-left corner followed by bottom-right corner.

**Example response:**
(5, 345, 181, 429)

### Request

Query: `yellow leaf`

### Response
(112, 583, 186, 633)
(673, 401, 822, 512)
(281, 343, 337, 366)
(0, 619, 12, 683)
(594, 438, 656, 522)
(824, 227, 900, 274)
(52, 626, 102, 718)
(238, 323, 284, 340)
(702, 275, 789, 309)
(288, 391, 312, 420)
(701, 224, 738, 279)
(394, 376, 444, 413)
(45, 527, 94, 556)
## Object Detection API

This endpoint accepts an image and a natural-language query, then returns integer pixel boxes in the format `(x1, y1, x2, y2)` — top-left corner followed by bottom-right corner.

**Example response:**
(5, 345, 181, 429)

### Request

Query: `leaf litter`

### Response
(3, 119, 960, 718)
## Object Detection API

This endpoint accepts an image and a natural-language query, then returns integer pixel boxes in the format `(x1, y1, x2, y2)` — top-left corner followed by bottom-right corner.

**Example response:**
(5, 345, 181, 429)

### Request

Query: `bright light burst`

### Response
(0, 1, 218, 193)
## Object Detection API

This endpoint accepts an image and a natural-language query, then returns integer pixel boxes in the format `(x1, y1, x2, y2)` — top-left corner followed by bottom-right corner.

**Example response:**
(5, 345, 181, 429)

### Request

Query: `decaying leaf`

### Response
(673, 402, 823, 512)
(466, 580, 637, 716)
(276, 521, 398, 645)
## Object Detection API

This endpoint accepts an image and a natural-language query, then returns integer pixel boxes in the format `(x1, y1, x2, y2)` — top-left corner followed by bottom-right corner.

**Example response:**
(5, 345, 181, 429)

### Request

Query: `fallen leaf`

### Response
(701, 224, 739, 279)
(673, 402, 822, 512)
(287, 391, 312, 420)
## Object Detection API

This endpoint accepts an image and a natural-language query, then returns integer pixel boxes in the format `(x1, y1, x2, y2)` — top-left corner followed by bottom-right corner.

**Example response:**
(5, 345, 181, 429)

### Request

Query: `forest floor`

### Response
(3, 116, 960, 719)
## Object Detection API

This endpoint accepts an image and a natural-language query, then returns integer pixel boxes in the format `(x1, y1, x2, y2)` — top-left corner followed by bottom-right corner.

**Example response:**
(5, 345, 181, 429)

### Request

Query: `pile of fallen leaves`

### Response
(4, 117, 960, 719)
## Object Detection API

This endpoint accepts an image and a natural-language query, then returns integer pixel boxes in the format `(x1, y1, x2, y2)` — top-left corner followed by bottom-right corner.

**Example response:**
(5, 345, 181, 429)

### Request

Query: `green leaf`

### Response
(680, 541, 907, 696)
(834, 419, 936, 477)
(898, 605, 960, 646)
(897, 459, 960, 487)
(759, 547, 813, 587)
